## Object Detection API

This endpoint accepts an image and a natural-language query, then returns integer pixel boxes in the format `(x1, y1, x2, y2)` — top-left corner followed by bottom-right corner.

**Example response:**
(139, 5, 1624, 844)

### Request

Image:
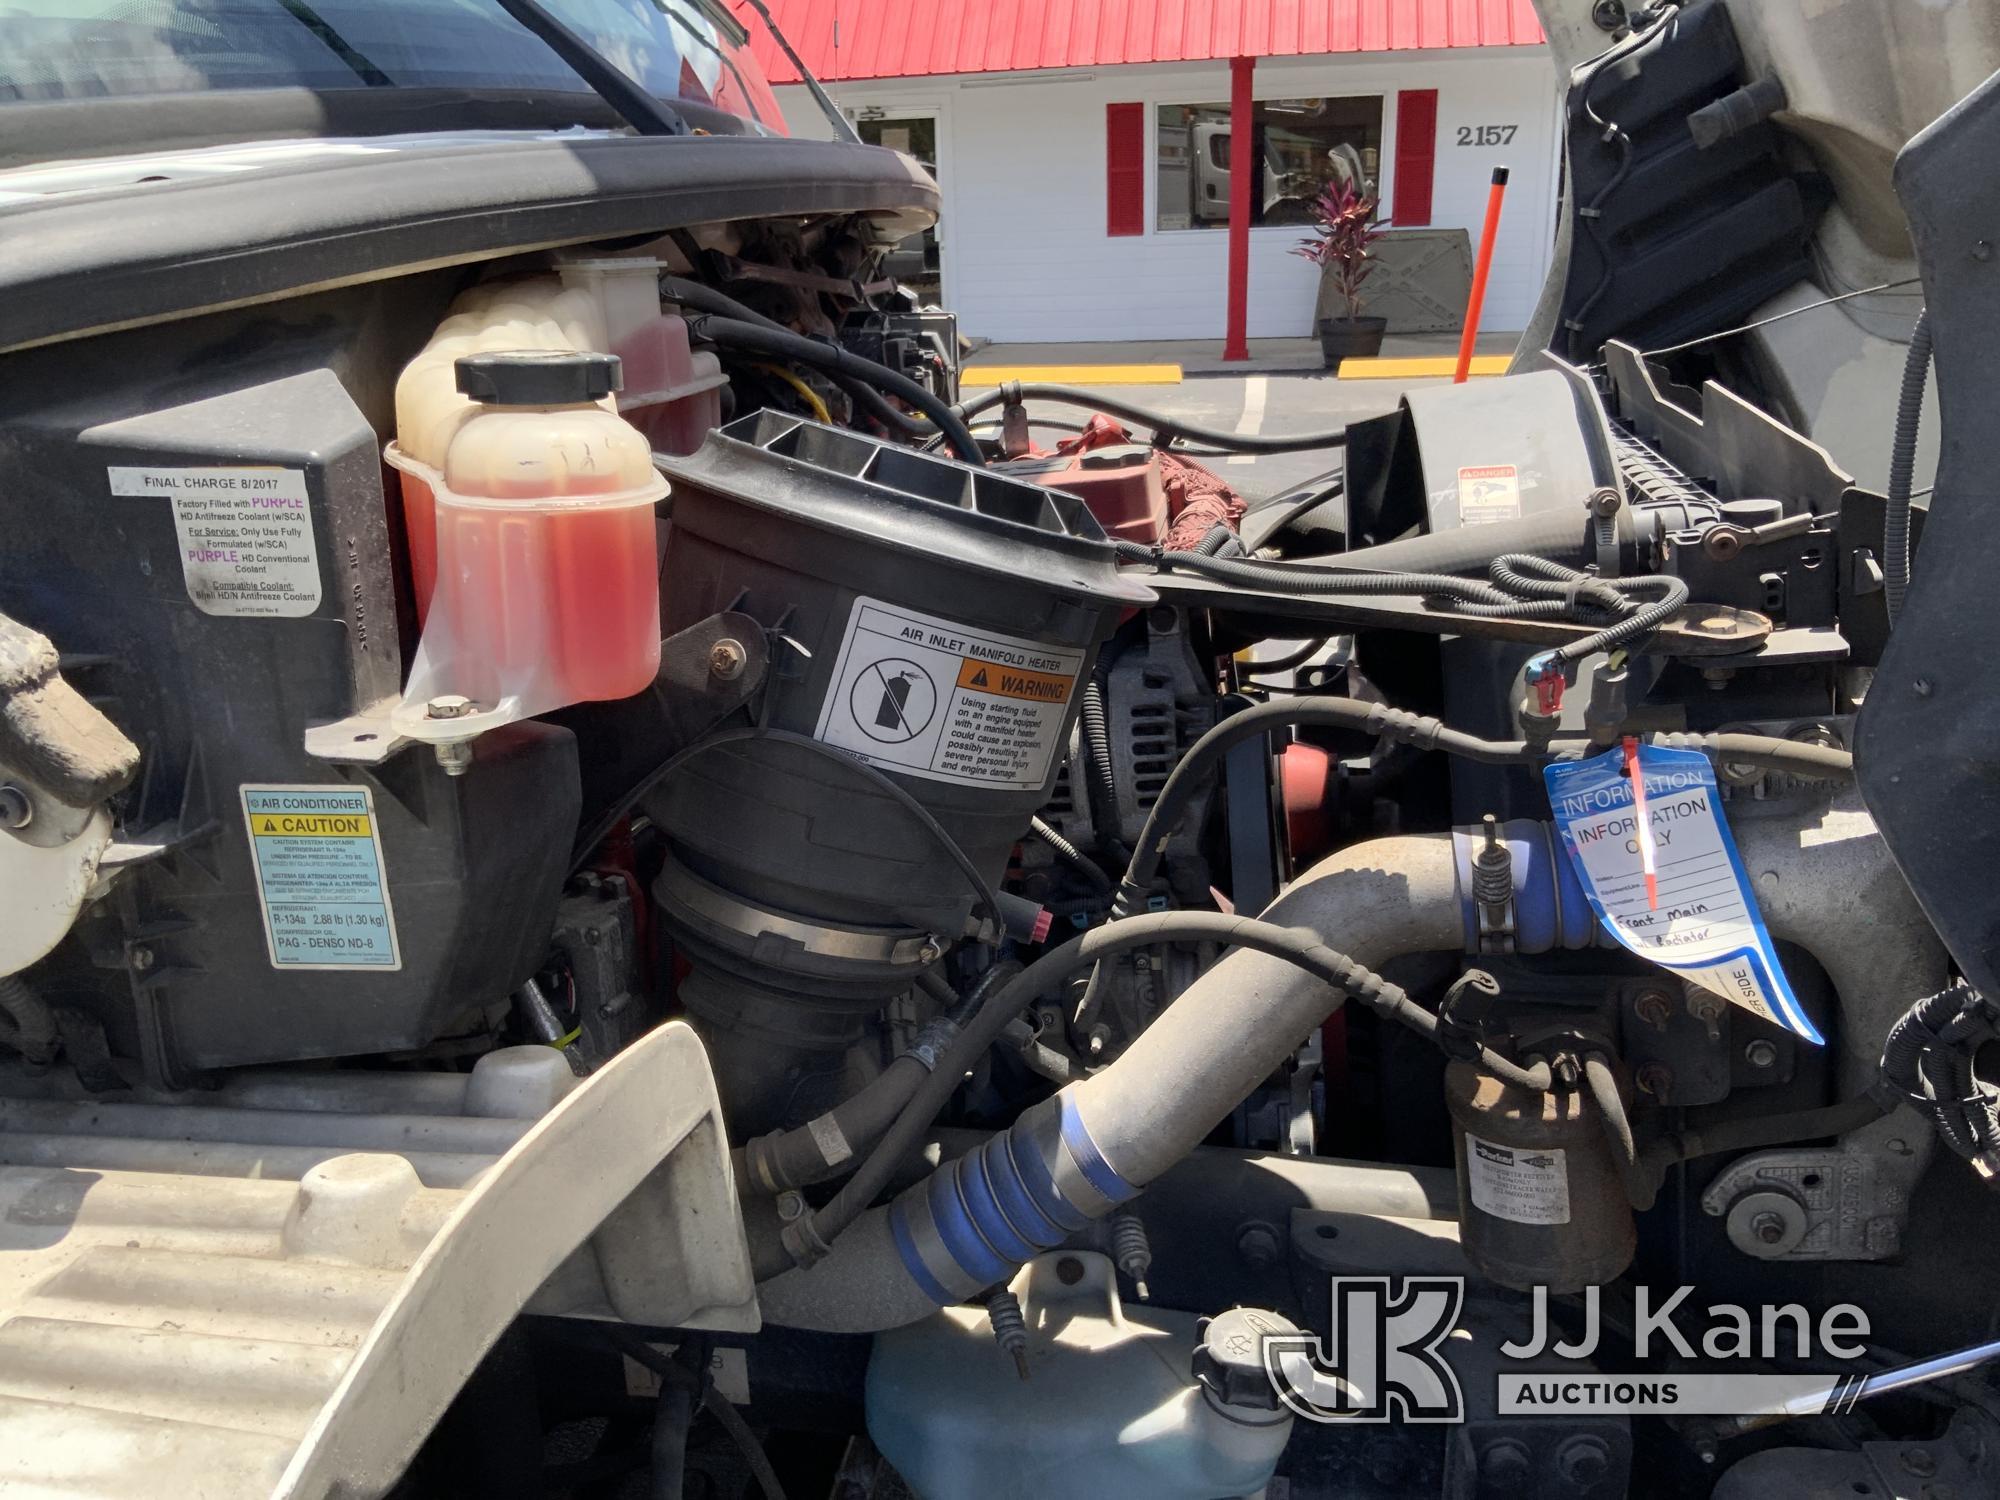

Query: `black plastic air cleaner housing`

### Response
(648, 414, 1151, 1115)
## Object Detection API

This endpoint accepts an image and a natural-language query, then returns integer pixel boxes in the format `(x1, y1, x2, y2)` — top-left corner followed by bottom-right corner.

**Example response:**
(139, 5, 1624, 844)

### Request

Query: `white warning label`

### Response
(109, 466, 321, 617)
(1465, 1134, 1570, 1225)
(813, 598, 1084, 789)
(1457, 464, 1521, 525)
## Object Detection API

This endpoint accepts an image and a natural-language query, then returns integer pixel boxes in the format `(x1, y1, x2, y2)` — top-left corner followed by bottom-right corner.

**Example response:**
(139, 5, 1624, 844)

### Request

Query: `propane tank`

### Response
(1445, 1061, 1635, 1293)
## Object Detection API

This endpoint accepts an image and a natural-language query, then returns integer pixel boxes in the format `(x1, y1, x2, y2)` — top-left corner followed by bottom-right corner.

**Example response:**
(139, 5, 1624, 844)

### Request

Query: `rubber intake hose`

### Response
(956, 383, 1349, 454)
(753, 836, 1471, 1330)
(685, 313, 983, 464)
(1884, 308, 1933, 626)
(740, 963, 1022, 1194)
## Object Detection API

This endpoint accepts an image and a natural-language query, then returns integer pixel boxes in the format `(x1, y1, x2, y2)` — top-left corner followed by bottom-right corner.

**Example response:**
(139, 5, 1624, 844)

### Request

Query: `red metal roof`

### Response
(736, 0, 1545, 86)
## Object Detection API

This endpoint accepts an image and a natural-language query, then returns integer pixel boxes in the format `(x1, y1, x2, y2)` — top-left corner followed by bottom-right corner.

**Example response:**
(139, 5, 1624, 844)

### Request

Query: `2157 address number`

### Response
(1457, 124, 1520, 146)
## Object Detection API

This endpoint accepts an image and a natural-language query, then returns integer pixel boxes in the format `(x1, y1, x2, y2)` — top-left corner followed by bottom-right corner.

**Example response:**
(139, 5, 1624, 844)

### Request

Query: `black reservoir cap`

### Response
(456, 350, 623, 406)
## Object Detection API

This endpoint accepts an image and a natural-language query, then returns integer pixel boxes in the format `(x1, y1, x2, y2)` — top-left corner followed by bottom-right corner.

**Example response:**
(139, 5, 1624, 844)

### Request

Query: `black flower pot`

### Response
(1317, 315, 1388, 367)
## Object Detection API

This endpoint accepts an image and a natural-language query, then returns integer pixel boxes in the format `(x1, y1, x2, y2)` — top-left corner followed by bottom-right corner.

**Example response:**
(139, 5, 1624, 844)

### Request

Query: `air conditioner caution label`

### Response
(241, 785, 401, 970)
(813, 597, 1084, 789)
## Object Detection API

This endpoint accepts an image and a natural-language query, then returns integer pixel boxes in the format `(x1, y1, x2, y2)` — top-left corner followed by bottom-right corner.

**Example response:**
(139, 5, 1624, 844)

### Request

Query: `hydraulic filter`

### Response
(1445, 1060, 1636, 1293)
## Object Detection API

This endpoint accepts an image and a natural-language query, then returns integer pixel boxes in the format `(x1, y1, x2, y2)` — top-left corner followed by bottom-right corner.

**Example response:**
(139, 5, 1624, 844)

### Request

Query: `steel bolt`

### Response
(1750, 1210, 1788, 1246)
(128, 944, 155, 972)
(1556, 1434, 1612, 1491)
(1479, 1437, 1532, 1493)
(433, 740, 474, 778)
(1586, 486, 1622, 518)
(708, 637, 748, 681)
(0, 784, 31, 831)
(1635, 1063, 1674, 1100)
(917, 935, 945, 964)
(1687, 987, 1727, 1042)
(1235, 1220, 1282, 1269)
(425, 694, 474, 720)
(774, 1189, 808, 1224)
(1903, 1448, 1939, 1479)
(1744, 1039, 1779, 1069)
(1634, 990, 1673, 1032)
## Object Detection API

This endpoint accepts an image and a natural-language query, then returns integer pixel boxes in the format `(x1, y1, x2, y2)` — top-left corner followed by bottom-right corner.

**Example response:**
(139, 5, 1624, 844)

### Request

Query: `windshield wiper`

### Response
(729, 0, 860, 144)
(492, 0, 690, 136)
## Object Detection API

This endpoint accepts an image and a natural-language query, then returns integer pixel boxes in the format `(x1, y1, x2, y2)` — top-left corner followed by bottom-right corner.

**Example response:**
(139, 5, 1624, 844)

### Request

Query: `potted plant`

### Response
(1295, 182, 1389, 366)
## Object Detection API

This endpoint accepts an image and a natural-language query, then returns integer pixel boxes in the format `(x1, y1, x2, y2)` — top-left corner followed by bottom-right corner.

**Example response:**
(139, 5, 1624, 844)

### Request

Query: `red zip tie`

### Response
(1624, 735, 1659, 911)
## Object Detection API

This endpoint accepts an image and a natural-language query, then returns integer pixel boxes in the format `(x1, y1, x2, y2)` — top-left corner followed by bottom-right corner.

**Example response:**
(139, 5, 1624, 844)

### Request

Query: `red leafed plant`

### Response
(1294, 183, 1388, 322)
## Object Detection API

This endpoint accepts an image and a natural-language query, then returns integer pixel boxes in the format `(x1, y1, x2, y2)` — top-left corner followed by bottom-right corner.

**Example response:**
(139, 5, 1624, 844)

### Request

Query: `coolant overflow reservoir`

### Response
(867, 1253, 1294, 1500)
(391, 351, 668, 743)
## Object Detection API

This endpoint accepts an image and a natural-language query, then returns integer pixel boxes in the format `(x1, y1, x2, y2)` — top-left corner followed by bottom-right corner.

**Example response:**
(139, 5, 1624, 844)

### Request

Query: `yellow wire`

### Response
(750, 362, 832, 424)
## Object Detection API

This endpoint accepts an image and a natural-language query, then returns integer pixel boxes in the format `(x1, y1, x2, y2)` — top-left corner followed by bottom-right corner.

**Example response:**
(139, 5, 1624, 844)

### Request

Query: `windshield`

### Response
(0, 0, 785, 130)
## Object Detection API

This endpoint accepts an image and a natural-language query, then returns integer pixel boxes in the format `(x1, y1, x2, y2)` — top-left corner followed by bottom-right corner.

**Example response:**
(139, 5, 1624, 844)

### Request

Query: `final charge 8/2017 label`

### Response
(812, 597, 1084, 790)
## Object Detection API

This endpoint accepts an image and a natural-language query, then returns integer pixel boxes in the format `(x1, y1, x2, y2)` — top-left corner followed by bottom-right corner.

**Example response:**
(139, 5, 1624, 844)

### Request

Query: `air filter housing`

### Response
(649, 414, 1151, 1120)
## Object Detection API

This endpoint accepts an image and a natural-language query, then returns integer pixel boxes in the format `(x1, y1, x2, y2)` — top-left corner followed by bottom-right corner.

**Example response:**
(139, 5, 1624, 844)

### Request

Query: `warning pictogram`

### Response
(851, 658, 937, 744)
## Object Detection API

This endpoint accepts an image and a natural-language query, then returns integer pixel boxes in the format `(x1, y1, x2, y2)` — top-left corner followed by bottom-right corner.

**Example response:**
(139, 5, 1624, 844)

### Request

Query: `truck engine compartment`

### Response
(4, 2, 2000, 1497)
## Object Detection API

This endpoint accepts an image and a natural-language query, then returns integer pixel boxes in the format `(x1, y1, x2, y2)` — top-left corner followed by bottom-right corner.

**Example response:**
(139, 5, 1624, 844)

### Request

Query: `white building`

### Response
(743, 1, 1558, 347)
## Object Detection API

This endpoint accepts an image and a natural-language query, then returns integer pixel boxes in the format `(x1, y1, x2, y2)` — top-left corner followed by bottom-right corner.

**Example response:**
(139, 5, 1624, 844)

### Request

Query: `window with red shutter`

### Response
(1393, 89, 1439, 227)
(1106, 102, 1145, 237)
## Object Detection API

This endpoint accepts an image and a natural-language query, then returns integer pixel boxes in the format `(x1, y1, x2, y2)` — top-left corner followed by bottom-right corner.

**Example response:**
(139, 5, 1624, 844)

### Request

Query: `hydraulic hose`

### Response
(955, 382, 1350, 454)
(1884, 308, 1933, 626)
(1116, 541, 1690, 668)
(659, 275, 932, 442)
(1078, 652, 1129, 865)
(754, 837, 1468, 1324)
(765, 901, 1550, 1280)
(739, 962, 1020, 1195)
(684, 313, 983, 463)
(1121, 697, 1529, 905)
(1029, 815, 1113, 897)
(1582, 1052, 1652, 1211)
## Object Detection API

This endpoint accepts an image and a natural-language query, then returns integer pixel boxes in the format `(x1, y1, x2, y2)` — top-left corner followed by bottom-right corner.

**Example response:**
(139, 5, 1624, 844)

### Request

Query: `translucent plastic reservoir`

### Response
(867, 1254, 1292, 1500)
(389, 350, 668, 740)
(391, 260, 724, 620)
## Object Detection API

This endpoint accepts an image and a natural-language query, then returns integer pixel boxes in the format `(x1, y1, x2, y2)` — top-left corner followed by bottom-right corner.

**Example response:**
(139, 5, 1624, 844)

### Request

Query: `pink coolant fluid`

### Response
(430, 351, 664, 706)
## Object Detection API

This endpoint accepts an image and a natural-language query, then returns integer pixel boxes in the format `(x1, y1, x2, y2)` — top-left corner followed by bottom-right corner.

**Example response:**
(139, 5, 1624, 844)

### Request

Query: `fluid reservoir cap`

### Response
(455, 350, 624, 405)
(1193, 1306, 1300, 1413)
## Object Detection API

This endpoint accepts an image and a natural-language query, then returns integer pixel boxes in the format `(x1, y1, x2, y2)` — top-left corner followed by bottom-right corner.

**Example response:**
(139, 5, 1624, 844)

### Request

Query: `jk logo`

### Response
(1259, 1276, 1466, 1423)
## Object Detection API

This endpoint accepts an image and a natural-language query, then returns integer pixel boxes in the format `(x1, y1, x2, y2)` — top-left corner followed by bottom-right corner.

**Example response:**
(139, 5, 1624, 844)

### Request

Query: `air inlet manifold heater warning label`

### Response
(814, 598, 1084, 790)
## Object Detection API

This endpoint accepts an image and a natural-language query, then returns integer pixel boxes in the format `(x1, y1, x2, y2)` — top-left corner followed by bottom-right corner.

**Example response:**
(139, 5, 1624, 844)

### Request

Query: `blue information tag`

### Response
(1544, 743, 1820, 1044)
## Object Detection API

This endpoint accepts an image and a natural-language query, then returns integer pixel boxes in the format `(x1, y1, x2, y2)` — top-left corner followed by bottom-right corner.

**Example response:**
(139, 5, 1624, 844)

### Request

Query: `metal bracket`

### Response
(304, 611, 770, 766)
(1701, 1107, 1934, 1260)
